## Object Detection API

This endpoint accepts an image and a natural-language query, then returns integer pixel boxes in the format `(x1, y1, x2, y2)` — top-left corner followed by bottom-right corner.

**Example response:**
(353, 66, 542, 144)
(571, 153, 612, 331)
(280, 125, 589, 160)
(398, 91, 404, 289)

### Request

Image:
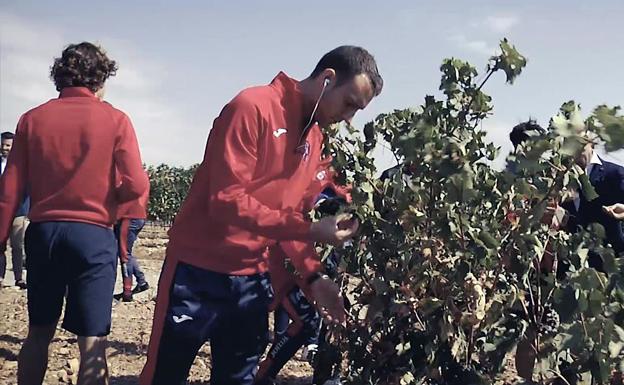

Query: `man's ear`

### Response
(320, 68, 336, 88)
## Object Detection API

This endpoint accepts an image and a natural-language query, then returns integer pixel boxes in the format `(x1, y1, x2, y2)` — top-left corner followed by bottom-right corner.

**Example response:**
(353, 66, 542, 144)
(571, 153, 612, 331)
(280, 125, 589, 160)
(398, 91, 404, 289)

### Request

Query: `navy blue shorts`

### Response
(151, 262, 273, 385)
(25, 221, 117, 336)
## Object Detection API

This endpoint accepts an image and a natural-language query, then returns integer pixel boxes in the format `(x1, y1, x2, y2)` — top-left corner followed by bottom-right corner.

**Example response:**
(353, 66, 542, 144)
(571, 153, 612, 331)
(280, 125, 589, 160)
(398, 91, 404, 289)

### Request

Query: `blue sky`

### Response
(1, 0, 623, 169)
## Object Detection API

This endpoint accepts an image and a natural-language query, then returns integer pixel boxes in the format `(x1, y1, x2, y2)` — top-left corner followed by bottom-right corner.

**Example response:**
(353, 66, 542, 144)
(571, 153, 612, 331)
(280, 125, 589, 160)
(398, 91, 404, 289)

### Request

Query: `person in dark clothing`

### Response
(113, 184, 150, 302)
(113, 218, 150, 302)
(0, 131, 29, 289)
(559, 142, 624, 269)
(508, 122, 624, 380)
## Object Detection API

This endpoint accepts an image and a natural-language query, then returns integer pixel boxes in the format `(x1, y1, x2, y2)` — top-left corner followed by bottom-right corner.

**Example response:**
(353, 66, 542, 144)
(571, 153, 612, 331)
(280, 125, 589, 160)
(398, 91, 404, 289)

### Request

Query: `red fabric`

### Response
(118, 218, 130, 263)
(140, 257, 177, 385)
(268, 245, 300, 309)
(333, 183, 353, 204)
(117, 178, 150, 219)
(0, 87, 148, 242)
(165, 72, 332, 276)
(118, 218, 133, 296)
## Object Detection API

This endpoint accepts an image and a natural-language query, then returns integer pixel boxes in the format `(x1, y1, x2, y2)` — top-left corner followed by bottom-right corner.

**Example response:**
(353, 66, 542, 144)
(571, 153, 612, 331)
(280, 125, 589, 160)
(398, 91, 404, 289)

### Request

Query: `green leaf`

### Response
(588, 290, 605, 315)
(492, 38, 527, 84)
(400, 371, 415, 385)
(551, 102, 586, 146)
(363, 121, 376, 144)
(478, 230, 500, 249)
(311, 38, 624, 385)
(592, 105, 624, 152)
(554, 286, 579, 323)
(578, 173, 598, 201)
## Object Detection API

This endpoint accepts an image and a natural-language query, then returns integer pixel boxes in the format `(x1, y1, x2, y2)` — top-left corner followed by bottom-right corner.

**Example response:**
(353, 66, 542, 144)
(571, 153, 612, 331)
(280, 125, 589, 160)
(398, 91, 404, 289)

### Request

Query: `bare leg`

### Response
(17, 323, 57, 385)
(77, 336, 109, 385)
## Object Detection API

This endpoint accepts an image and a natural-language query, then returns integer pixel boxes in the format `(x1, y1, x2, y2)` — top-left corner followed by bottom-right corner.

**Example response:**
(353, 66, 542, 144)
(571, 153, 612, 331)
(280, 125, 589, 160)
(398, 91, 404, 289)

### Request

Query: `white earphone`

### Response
(296, 77, 331, 151)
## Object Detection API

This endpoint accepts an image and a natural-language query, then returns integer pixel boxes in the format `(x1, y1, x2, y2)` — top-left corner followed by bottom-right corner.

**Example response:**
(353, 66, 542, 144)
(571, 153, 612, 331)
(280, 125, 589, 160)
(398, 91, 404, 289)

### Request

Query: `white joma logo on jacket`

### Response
(273, 128, 287, 137)
(172, 314, 193, 323)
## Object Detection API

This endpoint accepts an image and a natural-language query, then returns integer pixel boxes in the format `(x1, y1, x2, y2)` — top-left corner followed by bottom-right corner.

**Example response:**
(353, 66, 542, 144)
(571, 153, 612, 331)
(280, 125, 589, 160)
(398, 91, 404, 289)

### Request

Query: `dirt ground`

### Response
(0, 225, 312, 385)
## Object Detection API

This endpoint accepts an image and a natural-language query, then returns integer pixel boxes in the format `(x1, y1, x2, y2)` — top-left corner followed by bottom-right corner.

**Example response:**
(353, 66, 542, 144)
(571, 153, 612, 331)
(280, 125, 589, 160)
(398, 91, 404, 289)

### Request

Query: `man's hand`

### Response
(308, 275, 345, 324)
(309, 213, 359, 246)
(603, 203, 624, 220)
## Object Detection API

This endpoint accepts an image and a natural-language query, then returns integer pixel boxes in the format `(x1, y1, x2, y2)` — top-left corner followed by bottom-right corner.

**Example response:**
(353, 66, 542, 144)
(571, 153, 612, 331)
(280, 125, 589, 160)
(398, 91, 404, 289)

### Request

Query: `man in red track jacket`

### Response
(140, 46, 383, 385)
(0, 42, 148, 385)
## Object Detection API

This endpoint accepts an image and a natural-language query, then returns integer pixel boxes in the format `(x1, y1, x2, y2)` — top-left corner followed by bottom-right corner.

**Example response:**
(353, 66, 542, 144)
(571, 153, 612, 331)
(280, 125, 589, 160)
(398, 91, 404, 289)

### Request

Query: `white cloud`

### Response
(448, 34, 497, 56)
(447, 14, 518, 57)
(0, 13, 64, 51)
(0, 13, 61, 130)
(484, 15, 519, 34)
(0, 12, 202, 166)
(465, 40, 496, 56)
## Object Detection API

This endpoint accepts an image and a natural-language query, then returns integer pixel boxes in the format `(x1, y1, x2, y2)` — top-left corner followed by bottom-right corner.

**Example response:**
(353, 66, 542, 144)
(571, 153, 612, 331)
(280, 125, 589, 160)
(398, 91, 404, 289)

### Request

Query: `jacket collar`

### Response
(270, 72, 304, 123)
(587, 153, 605, 183)
(59, 87, 97, 99)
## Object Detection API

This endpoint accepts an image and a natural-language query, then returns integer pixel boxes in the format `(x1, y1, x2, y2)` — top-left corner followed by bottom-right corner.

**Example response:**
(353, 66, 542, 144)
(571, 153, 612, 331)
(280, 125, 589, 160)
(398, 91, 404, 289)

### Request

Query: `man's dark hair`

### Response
(510, 119, 545, 149)
(1, 132, 14, 141)
(311, 45, 383, 96)
(50, 42, 118, 92)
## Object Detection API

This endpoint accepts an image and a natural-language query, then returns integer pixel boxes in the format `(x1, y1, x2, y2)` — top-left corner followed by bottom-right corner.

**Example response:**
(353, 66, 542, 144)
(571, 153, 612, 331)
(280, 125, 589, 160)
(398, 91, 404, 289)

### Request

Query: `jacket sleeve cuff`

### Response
(285, 217, 313, 241)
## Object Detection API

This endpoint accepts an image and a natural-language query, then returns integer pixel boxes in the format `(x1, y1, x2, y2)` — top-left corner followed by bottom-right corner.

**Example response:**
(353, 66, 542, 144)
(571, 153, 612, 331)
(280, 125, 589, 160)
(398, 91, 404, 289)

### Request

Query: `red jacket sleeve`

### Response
(279, 240, 323, 280)
(114, 114, 149, 203)
(117, 172, 150, 220)
(0, 115, 29, 243)
(206, 94, 311, 241)
(117, 218, 130, 263)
